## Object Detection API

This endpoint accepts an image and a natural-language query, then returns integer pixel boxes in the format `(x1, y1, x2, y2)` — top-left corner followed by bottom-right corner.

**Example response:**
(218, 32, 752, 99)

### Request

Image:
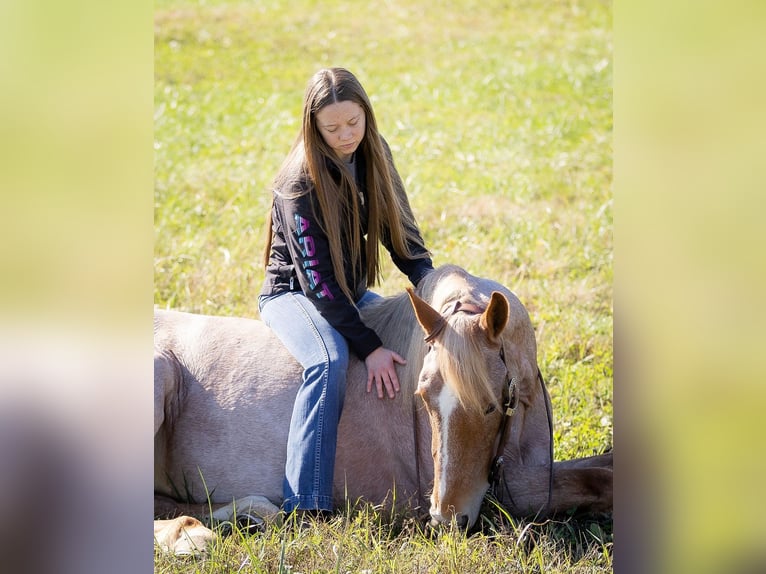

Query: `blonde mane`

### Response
(358, 291, 426, 410)
(360, 265, 507, 416)
(418, 265, 510, 415)
(437, 313, 501, 416)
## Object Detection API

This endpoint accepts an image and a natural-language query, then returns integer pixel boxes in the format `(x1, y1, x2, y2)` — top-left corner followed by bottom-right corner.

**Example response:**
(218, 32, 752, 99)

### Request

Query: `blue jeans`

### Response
(258, 289, 381, 513)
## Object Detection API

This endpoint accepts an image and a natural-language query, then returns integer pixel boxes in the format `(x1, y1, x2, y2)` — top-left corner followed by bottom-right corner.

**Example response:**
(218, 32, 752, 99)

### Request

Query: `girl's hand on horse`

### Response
(365, 347, 406, 399)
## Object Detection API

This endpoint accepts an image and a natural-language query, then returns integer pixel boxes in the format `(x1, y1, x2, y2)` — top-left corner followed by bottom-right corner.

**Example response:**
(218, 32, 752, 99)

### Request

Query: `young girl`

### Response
(258, 68, 433, 516)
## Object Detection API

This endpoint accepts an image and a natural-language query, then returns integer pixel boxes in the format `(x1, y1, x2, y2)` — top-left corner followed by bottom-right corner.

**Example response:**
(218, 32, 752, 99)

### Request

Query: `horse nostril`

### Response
(455, 514, 469, 530)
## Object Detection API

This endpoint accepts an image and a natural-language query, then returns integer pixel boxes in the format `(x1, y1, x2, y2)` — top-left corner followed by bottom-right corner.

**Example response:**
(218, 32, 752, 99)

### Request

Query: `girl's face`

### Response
(315, 100, 366, 162)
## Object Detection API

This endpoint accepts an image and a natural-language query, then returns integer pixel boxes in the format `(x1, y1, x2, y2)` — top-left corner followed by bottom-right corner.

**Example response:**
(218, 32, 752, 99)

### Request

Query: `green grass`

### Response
(155, 0, 612, 570)
(155, 503, 612, 573)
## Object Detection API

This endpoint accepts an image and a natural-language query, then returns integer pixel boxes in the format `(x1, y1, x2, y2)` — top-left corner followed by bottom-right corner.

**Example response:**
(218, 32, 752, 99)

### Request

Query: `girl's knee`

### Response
(325, 351, 348, 383)
(305, 349, 347, 386)
(324, 337, 349, 371)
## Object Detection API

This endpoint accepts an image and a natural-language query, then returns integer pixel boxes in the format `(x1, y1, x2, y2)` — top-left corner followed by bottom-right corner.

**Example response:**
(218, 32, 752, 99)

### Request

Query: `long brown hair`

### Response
(263, 67, 429, 301)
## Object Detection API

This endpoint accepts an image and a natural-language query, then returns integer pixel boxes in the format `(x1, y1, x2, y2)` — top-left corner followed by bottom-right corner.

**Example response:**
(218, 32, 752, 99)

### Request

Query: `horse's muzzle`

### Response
(429, 512, 469, 531)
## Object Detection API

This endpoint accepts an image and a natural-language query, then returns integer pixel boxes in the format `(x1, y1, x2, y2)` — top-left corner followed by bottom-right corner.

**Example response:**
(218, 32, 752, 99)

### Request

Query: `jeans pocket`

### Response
(258, 293, 277, 314)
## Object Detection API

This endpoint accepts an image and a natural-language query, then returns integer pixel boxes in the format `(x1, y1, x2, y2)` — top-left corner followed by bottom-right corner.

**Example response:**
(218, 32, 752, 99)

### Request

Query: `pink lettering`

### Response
(294, 214, 310, 235)
(318, 283, 335, 300)
(307, 269, 321, 290)
(300, 235, 316, 257)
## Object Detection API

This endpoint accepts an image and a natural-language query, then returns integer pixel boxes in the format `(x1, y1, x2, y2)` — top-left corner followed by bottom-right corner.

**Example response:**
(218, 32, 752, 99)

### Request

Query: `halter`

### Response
(487, 343, 518, 487)
(414, 298, 554, 520)
(489, 367, 554, 519)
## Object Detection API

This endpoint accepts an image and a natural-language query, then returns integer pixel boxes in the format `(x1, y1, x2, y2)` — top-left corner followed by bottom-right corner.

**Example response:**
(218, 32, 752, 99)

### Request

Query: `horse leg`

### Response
(154, 515, 215, 555)
(154, 493, 281, 527)
(554, 451, 612, 471)
(209, 495, 282, 527)
(550, 461, 612, 514)
(154, 493, 212, 520)
(154, 494, 282, 556)
(502, 460, 613, 517)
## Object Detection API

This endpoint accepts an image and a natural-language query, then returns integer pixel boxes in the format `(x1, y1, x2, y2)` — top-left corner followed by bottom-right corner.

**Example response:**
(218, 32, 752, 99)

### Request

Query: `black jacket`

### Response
(260, 144, 433, 360)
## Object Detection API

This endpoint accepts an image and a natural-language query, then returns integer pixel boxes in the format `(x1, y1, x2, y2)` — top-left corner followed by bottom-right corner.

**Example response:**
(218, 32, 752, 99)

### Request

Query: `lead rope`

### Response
(411, 398, 422, 509)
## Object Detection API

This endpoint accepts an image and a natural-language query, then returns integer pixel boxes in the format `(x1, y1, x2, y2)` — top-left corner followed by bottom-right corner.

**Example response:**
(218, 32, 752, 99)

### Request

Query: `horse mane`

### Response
(358, 291, 426, 410)
(422, 265, 507, 415)
(438, 314, 499, 416)
(362, 265, 503, 416)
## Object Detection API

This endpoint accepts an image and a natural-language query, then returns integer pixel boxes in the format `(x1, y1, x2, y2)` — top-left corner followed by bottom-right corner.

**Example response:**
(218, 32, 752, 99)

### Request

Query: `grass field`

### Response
(155, 0, 612, 571)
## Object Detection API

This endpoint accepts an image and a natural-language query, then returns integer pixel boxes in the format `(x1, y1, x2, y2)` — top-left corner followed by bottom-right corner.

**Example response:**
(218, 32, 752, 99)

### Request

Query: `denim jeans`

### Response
(258, 289, 381, 513)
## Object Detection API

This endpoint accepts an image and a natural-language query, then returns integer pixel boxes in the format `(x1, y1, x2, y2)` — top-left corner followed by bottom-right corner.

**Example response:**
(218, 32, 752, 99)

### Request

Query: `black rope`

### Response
(411, 398, 422, 507)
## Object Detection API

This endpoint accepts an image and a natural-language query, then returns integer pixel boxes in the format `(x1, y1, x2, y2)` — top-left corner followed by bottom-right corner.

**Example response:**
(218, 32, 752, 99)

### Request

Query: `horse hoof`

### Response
(236, 513, 266, 534)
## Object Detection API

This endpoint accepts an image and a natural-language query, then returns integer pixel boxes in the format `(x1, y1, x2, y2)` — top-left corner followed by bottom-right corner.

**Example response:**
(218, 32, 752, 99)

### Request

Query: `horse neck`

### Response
(503, 357, 553, 468)
(359, 293, 426, 400)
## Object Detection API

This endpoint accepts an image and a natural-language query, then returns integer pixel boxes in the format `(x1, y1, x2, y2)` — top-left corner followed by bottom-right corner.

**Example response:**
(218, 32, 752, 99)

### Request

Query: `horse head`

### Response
(407, 287, 514, 530)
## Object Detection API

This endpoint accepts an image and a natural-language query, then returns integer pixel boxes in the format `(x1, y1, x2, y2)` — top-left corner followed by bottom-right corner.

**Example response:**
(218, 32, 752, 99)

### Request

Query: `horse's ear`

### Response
(481, 291, 509, 343)
(406, 287, 443, 339)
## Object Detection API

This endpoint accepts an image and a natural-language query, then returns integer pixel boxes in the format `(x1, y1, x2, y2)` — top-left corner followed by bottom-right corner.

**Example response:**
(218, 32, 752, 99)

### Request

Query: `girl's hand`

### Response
(365, 346, 406, 399)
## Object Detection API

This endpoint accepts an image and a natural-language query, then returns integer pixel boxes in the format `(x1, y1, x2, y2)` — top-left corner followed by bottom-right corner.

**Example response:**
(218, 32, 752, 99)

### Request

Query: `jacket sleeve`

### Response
(274, 191, 383, 360)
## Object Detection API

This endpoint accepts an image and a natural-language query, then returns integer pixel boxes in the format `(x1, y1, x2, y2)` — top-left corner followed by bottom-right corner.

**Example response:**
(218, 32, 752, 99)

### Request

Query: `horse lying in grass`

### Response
(154, 264, 612, 551)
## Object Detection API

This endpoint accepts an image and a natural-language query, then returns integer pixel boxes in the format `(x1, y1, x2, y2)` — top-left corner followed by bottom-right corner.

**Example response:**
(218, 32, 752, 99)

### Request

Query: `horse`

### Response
(154, 264, 612, 541)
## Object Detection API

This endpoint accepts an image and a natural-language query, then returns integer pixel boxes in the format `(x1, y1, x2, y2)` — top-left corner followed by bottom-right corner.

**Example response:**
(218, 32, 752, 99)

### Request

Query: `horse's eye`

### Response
(485, 404, 497, 415)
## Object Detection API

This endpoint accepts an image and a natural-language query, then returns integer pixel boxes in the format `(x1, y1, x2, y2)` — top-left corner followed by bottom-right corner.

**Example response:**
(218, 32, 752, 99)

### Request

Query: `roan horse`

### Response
(154, 264, 612, 550)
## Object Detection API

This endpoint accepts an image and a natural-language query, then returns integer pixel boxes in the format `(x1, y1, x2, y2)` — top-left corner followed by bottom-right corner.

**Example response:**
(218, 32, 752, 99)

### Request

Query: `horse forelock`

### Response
(361, 265, 514, 413)
(437, 313, 500, 416)
(413, 265, 507, 416)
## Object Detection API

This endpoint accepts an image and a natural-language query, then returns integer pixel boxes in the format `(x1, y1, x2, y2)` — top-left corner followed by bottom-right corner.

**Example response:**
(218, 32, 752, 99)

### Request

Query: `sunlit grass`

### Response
(155, 0, 611, 570)
(154, 502, 612, 573)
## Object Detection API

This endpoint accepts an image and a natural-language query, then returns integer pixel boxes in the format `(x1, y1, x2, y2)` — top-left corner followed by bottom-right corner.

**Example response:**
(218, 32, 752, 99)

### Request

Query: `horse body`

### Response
(154, 295, 429, 512)
(154, 265, 611, 532)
